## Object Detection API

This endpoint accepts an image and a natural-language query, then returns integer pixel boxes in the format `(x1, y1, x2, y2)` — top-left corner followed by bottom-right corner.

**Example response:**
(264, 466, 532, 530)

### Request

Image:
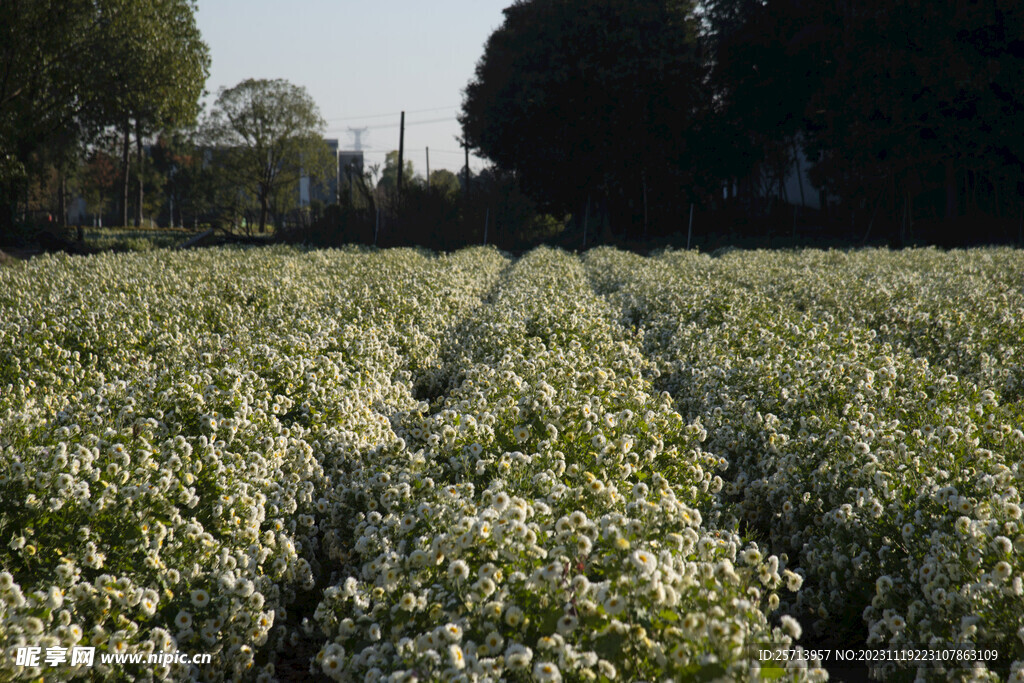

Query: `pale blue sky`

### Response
(195, 1, 511, 174)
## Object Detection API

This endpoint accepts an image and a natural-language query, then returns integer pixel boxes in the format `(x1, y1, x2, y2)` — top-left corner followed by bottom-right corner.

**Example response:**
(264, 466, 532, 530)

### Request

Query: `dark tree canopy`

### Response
(460, 0, 1024, 246)
(0, 0, 104, 204)
(379, 151, 417, 194)
(460, 0, 708, 234)
(707, 0, 1024, 239)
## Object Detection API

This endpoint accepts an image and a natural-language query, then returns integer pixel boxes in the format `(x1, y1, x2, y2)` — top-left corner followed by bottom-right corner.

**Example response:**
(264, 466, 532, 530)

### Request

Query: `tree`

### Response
(701, 0, 819, 214)
(428, 169, 461, 200)
(378, 151, 416, 194)
(150, 130, 212, 228)
(94, 0, 209, 227)
(80, 136, 122, 225)
(460, 0, 708, 237)
(0, 0, 208, 238)
(709, 0, 1024, 242)
(797, 0, 1024, 235)
(204, 79, 332, 233)
(0, 0, 103, 236)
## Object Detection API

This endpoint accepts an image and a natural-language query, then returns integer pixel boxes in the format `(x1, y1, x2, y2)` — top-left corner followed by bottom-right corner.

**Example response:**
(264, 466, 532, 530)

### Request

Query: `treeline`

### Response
(461, 0, 1024, 248)
(6, 0, 1022, 253)
(288, 152, 568, 252)
(0, 0, 209, 242)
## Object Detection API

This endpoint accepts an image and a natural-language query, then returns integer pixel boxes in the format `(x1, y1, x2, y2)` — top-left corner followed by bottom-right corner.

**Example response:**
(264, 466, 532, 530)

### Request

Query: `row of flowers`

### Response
(582, 246, 1024, 681)
(310, 247, 816, 682)
(0, 246, 507, 681)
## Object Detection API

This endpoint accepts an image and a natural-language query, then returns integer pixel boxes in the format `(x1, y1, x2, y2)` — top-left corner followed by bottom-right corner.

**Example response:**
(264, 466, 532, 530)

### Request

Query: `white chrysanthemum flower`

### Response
(175, 611, 192, 630)
(505, 643, 533, 669)
(190, 588, 210, 608)
(630, 549, 657, 575)
(443, 623, 463, 642)
(448, 559, 470, 581)
(886, 613, 906, 632)
(780, 615, 802, 640)
(534, 661, 562, 682)
(556, 614, 578, 634)
(994, 536, 1013, 554)
(449, 644, 466, 670)
(504, 605, 525, 628)
(741, 548, 763, 565)
(484, 631, 504, 652)
(603, 594, 626, 616)
(321, 652, 343, 676)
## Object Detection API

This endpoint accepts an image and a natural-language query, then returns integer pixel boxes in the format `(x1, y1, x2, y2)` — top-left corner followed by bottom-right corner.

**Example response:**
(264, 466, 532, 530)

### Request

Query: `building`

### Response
(300, 139, 363, 207)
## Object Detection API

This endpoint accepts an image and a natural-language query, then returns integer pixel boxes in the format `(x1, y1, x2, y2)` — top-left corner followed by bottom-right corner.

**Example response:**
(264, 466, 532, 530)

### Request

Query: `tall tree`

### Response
(460, 0, 708, 236)
(95, 0, 209, 227)
(428, 169, 462, 200)
(204, 79, 332, 233)
(0, 0, 208, 236)
(799, 0, 1024, 229)
(701, 0, 820, 209)
(712, 0, 1024, 237)
(80, 135, 122, 226)
(0, 0, 102, 236)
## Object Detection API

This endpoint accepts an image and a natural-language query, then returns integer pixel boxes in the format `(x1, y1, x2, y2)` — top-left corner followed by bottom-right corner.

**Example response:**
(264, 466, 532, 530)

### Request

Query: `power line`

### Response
(324, 105, 459, 123)
(357, 148, 487, 165)
(325, 116, 457, 133)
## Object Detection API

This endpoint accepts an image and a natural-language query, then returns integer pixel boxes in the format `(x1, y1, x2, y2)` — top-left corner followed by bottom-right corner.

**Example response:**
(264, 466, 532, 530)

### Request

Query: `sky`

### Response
(195, 1, 512, 176)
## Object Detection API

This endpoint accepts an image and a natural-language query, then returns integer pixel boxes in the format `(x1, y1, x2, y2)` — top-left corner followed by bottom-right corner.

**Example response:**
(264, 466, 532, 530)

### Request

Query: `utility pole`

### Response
(426, 147, 430, 187)
(484, 207, 489, 245)
(397, 111, 405, 195)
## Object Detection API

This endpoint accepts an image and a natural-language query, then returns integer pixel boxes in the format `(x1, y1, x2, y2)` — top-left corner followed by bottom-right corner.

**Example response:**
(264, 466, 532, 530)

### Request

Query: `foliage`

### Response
(460, 0, 708, 236)
(0, 1, 97, 181)
(0, 0, 103, 232)
(148, 131, 216, 229)
(464, 167, 567, 249)
(459, 0, 1024, 243)
(81, 227, 188, 251)
(92, 0, 209, 135)
(378, 150, 418, 195)
(79, 138, 122, 223)
(0, 0, 208, 235)
(95, 0, 209, 227)
(203, 79, 332, 234)
(704, 0, 1024, 237)
(429, 169, 462, 200)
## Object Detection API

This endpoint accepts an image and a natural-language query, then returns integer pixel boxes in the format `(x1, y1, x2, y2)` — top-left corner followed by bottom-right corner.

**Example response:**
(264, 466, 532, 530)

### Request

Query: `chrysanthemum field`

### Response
(2, 245, 1023, 682)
